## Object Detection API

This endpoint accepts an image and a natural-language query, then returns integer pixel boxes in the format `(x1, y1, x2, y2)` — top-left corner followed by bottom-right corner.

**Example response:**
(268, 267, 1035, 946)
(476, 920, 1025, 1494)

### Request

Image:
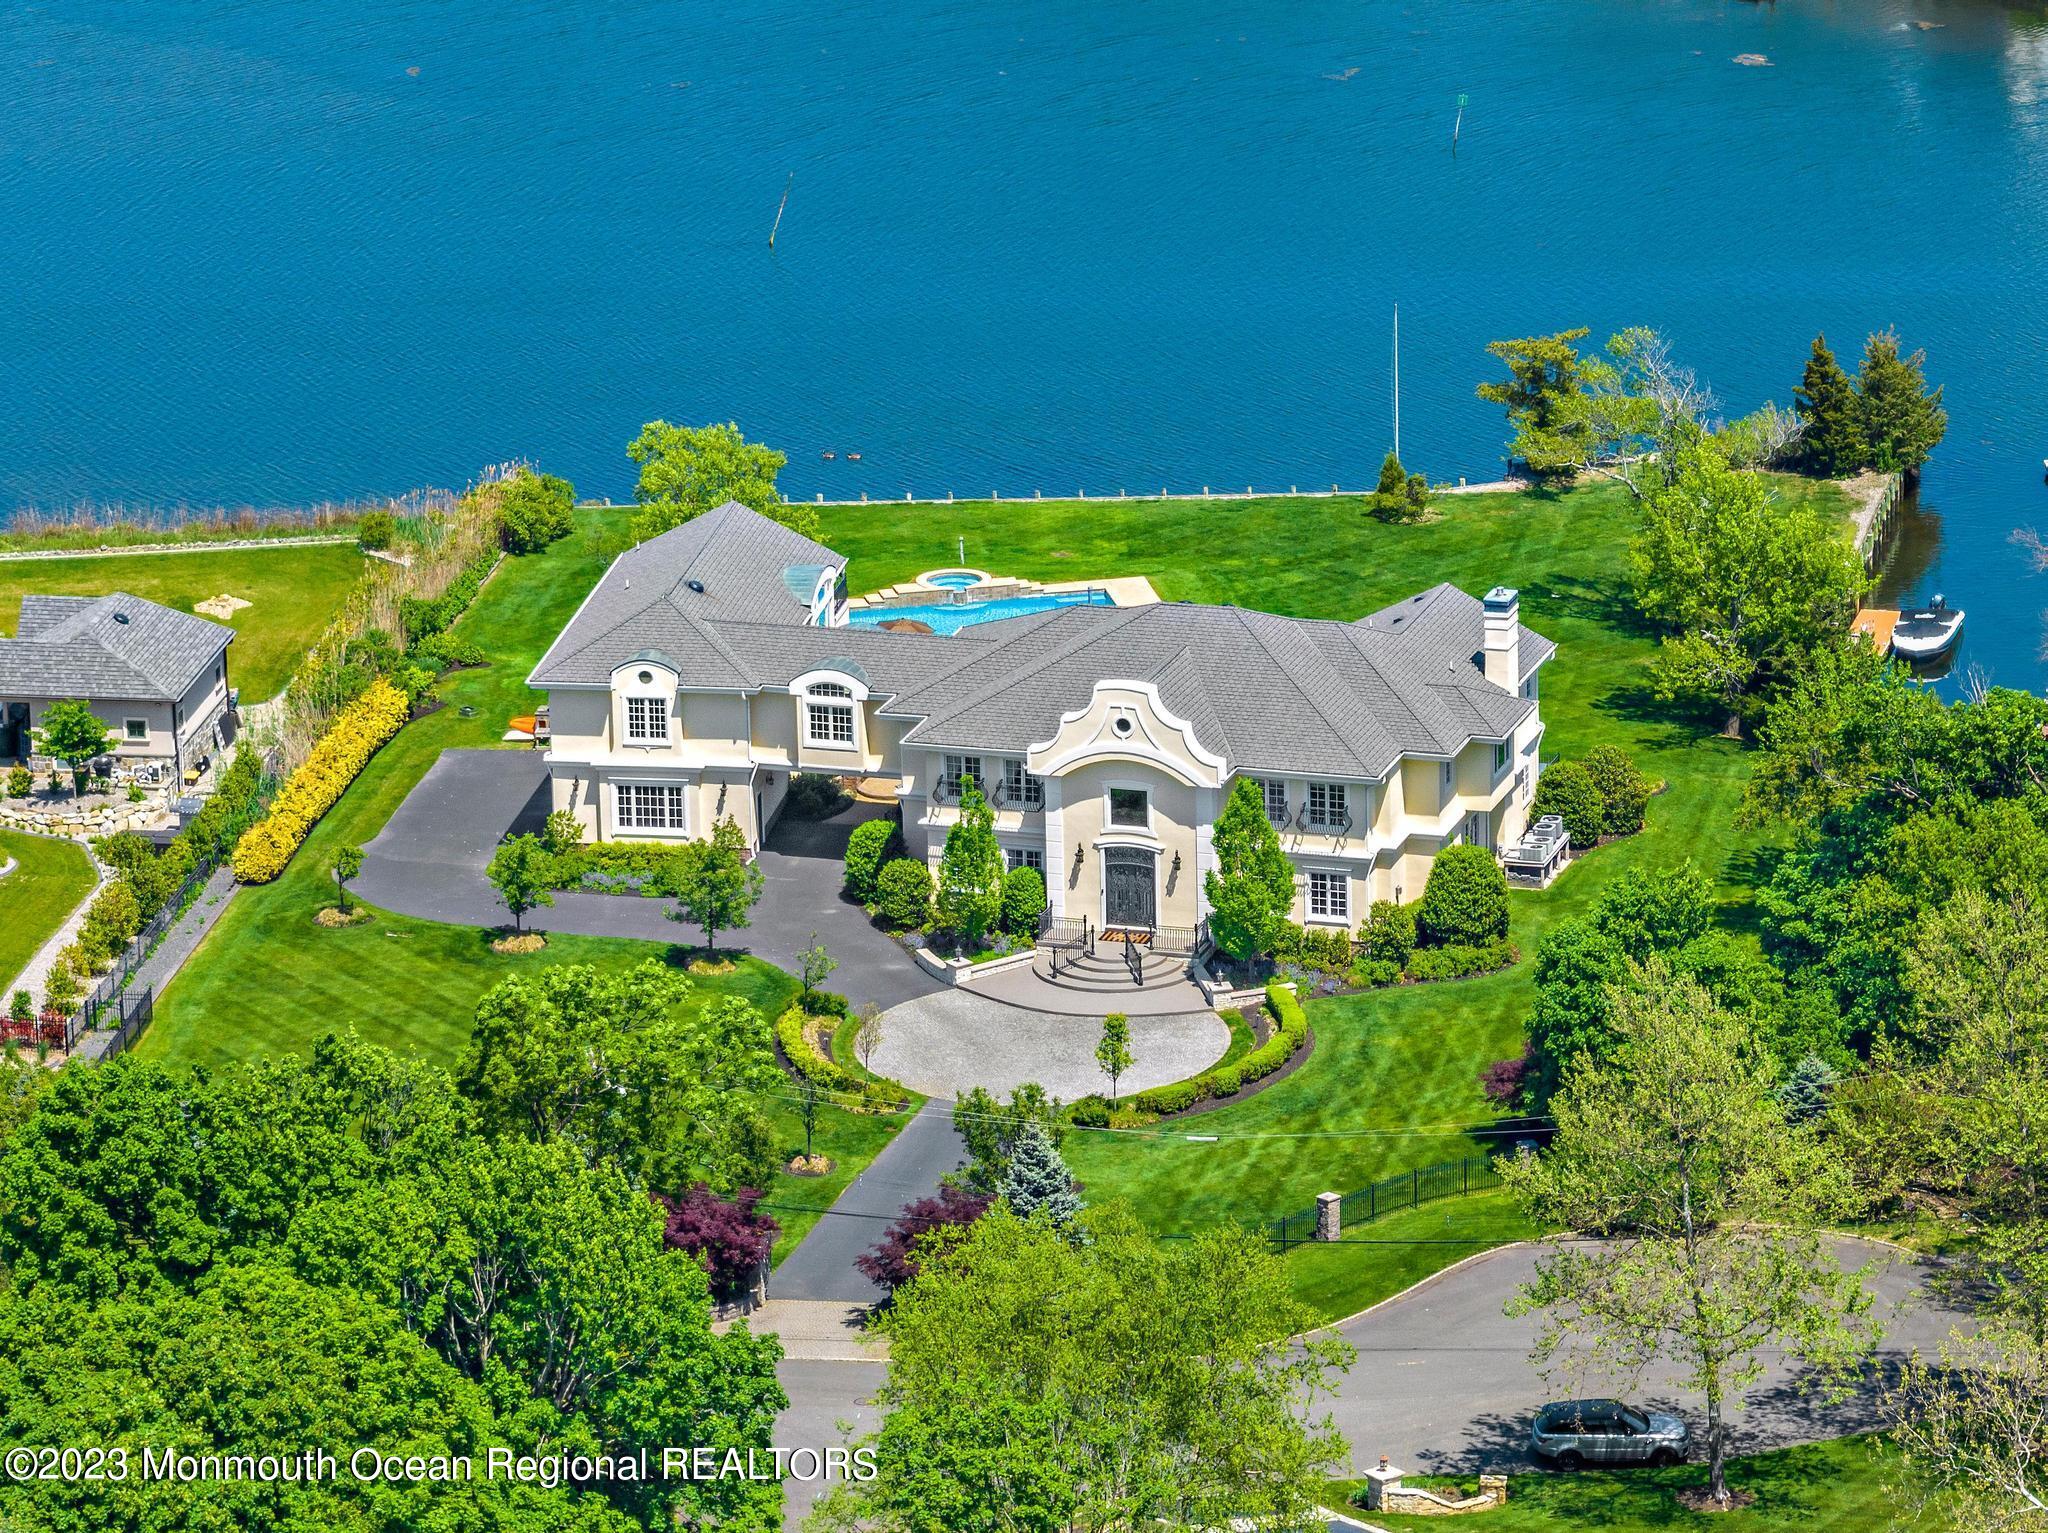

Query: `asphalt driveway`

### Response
(355, 749, 943, 1010)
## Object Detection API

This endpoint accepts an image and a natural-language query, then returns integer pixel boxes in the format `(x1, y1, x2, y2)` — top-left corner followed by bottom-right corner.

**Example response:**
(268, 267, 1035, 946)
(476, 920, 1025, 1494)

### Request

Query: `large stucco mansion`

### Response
(530, 502, 1552, 941)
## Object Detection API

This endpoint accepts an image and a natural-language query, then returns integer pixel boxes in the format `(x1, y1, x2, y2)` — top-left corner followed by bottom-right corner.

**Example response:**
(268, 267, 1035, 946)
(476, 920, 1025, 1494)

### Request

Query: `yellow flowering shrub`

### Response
(232, 678, 409, 884)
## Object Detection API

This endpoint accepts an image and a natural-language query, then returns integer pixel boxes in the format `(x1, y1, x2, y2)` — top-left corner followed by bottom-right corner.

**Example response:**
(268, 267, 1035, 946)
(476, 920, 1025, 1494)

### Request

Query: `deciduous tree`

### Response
(935, 777, 1005, 943)
(32, 700, 113, 794)
(1502, 973, 1878, 1505)
(626, 419, 817, 541)
(1205, 776, 1296, 961)
(1094, 1012, 1133, 1105)
(331, 843, 363, 913)
(659, 817, 763, 953)
(484, 833, 553, 933)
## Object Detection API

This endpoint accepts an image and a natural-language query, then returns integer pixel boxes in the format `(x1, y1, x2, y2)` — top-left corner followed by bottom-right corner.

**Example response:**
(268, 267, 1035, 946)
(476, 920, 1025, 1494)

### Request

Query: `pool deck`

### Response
(846, 572, 1159, 615)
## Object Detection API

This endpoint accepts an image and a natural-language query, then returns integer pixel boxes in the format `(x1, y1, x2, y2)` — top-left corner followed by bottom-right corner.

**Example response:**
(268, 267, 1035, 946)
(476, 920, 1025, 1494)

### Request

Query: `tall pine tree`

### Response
(1793, 334, 1867, 477)
(1856, 329, 1947, 475)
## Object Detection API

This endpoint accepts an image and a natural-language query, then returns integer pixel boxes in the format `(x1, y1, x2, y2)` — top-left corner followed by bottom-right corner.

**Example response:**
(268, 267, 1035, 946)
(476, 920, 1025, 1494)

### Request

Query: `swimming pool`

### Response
(920, 569, 984, 590)
(847, 589, 1114, 635)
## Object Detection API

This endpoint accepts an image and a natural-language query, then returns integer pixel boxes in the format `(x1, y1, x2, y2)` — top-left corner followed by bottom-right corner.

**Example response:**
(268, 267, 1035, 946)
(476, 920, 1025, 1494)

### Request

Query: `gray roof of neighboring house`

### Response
(0, 592, 232, 702)
(527, 501, 1553, 779)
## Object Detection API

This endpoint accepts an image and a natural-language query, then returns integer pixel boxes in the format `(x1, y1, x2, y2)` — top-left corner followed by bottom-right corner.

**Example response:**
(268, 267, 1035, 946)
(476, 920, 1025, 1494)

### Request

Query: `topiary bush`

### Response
(874, 857, 934, 931)
(1580, 744, 1651, 837)
(843, 817, 901, 902)
(1415, 842, 1510, 947)
(1000, 864, 1046, 935)
(1531, 759, 1604, 851)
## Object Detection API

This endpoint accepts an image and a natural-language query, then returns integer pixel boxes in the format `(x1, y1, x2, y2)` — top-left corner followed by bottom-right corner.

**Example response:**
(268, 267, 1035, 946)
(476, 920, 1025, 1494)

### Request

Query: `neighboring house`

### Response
(530, 501, 1552, 940)
(0, 592, 235, 781)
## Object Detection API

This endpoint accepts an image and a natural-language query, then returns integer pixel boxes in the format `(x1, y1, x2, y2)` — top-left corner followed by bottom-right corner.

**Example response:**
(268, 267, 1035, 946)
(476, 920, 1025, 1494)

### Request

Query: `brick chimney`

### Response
(1482, 587, 1520, 693)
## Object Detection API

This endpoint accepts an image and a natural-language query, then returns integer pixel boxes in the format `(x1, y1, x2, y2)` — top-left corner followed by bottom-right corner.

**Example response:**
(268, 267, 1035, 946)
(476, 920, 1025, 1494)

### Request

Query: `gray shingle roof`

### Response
(0, 592, 231, 702)
(528, 500, 1552, 780)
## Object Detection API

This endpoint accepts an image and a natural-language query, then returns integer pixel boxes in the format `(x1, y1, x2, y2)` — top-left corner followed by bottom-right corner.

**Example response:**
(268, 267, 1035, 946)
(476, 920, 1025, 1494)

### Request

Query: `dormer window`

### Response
(625, 696, 669, 744)
(805, 682, 856, 747)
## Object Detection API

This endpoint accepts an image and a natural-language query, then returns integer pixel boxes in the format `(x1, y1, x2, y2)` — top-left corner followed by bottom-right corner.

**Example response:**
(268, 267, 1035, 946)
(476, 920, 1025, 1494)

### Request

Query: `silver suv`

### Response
(1530, 1399, 1688, 1468)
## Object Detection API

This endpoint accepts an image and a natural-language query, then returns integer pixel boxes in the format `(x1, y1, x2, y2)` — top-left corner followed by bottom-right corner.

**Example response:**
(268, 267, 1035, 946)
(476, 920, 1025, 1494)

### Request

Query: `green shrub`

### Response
(1580, 744, 1651, 836)
(843, 817, 901, 901)
(415, 631, 489, 669)
(1068, 1096, 1111, 1128)
(875, 857, 935, 930)
(1208, 1063, 1243, 1097)
(799, 988, 850, 1019)
(399, 551, 496, 645)
(5, 766, 29, 798)
(356, 510, 395, 551)
(1357, 900, 1416, 967)
(550, 839, 682, 893)
(1531, 759, 1604, 851)
(785, 773, 851, 819)
(1128, 1077, 1204, 1115)
(1297, 925, 1353, 975)
(1415, 843, 1510, 947)
(1000, 865, 1046, 935)
(1349, 957, 1402, 988)
(1404, 938, 1514, 983)
(495, 469, 575, 554)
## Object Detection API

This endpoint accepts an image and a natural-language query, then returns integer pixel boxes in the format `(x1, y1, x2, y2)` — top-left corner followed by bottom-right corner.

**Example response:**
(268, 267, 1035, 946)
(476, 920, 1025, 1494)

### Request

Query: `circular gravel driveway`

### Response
(871, 989, 1229, 1100)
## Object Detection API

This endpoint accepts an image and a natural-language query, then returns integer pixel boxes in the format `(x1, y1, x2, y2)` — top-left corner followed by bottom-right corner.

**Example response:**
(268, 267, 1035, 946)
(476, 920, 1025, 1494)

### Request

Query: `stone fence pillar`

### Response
(1316, 1191, 1341, 1242)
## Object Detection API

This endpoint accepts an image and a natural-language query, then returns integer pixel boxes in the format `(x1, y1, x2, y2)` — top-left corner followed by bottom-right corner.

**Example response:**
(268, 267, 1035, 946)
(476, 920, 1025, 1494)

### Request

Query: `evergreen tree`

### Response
(1793, 334, 1868, 477)
(936, 776, 1005, 942)
(1777, 1052, 1839, 1127)
(1856, 329, 1947, 475)
(1204, 777, 1297, 961)
(999, 1120, 1083, 1228)
(1367, 451, 1430, 523)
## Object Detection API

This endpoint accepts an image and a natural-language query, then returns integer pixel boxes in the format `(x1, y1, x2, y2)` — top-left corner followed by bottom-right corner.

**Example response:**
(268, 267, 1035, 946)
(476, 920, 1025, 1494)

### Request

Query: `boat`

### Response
(846, 451, 862, 462)
(821, 450, 836, 460)
(1890, 594, 1965, 661)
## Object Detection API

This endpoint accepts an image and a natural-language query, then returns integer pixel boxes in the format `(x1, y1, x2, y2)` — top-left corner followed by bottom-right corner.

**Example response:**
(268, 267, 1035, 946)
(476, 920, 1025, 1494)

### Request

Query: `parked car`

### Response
(1530, 1399, 1688, 1468)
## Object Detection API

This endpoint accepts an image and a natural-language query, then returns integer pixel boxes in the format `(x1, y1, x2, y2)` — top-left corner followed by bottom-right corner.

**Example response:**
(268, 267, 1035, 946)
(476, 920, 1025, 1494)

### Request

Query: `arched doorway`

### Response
(1102, 846, 1157, 930)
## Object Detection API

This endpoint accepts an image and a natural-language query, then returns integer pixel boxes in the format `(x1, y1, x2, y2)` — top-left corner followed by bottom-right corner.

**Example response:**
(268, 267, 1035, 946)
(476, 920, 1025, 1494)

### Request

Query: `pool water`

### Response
(922, 571, 983, 590)
(847, 589, 1113, 636)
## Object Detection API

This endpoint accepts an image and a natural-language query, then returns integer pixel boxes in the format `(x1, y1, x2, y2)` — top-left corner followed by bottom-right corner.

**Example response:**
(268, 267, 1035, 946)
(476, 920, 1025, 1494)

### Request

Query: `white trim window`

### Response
(1493, 741, 1510, 774)
(1107, 786, 1149, 829)
(1256, 777, 1288, 823)
(1306, 781, 1348, 830)
(1005, 846, 1045, 873)
(1001, 758, 1044, 808)
(617, 783, 687, 831)
(805, 682, 856, 747)
(1307, 869, 1349, 922)
(123, 718, 149, 743)
(941, 754, 984, 798)
(624, 695, 669, 744)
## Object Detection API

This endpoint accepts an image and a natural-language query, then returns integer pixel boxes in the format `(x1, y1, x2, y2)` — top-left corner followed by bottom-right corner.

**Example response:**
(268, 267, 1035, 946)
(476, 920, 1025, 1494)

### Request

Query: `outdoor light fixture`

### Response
(1171, 851, 1182, 874)
(1073, 845, 1084, 872)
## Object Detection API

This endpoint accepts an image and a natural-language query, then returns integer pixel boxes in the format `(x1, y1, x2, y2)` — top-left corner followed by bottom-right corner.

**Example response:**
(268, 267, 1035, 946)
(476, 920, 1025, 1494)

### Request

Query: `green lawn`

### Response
(1346, 1436, 1902, 1532)
(819, 480, 1829, 1314)
(0, 543, 369, 701)
(0, 828, 97, 1000)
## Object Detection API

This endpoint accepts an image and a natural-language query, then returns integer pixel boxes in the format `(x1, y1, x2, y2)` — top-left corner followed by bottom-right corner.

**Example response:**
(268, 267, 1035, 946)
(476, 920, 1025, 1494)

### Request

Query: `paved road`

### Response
(761, 1235, 1966, 1525)
(354, 750, 943, 1010)
(872, 989, 1226, 1099)
(771, 1101, 967, 1304)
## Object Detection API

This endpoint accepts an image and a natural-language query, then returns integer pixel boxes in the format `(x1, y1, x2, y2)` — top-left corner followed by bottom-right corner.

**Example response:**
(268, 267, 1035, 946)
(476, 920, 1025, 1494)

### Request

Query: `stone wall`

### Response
(1362, 1462, 1508, 1516)
(0, 793, 171, 840)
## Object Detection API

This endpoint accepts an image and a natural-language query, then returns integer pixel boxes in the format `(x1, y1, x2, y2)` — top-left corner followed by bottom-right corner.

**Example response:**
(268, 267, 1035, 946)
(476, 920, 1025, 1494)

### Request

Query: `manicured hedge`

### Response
(232, 678, 409, 883)
(399, 551, 498, 645)
(774, 1004, 913, 1106)
(1403, 938, 1515, 983)
(1126, 982, 1310, 1116)
(843, 817, 900, 901)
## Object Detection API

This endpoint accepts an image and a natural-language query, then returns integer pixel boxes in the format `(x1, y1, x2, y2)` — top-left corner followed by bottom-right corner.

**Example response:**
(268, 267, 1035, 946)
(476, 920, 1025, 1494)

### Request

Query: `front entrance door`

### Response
(1, 702, 23, 760)
(1102, 847, 1157, 930)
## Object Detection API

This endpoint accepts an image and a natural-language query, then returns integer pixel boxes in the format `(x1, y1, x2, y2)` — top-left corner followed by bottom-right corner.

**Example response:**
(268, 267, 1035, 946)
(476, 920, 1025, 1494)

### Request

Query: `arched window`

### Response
(805, 682, 855, 747)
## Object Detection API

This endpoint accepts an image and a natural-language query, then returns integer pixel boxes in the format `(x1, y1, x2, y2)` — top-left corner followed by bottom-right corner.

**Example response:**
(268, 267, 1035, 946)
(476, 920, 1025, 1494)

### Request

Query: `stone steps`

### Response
(1031, 945, 1191, 993)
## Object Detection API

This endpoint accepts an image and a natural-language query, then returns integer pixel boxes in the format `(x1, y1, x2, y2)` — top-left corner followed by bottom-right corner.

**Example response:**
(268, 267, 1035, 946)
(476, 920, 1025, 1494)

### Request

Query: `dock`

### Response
(1852, 608, 1900, 650)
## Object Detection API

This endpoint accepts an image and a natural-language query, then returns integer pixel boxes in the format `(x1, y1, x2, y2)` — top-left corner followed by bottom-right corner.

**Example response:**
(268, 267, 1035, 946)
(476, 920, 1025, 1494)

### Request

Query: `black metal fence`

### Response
(1271, 1153, 1502, 1250)
(64, 853, 215, 1050)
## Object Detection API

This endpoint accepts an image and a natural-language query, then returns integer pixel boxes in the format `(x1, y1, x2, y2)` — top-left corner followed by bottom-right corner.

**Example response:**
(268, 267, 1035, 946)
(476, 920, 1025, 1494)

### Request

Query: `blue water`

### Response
(6, 1, 2048, 689)
(847, 589, 1114, 635)
(923, 571, 983, 591)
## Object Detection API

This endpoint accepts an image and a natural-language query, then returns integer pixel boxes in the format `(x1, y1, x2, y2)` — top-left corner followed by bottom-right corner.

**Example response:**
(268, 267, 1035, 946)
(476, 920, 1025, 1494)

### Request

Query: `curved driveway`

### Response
(354, 749, 943, 1010)
(769, 1235, 1967, 1525)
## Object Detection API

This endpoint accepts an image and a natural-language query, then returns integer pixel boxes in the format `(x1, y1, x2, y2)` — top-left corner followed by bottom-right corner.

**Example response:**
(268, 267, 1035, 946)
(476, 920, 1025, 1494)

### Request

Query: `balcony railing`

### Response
(991, 781, 1045, 814)
(1294, 804, 1354, 836)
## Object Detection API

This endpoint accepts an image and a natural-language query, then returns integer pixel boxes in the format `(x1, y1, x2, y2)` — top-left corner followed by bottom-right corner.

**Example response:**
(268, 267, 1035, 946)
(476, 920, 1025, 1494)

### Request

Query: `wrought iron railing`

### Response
(1294, 803, 1354, 836)
(990, 781, 1044, 814)
(1035, 913, 1095, 975)
(1271, 1154, 1503, 1250)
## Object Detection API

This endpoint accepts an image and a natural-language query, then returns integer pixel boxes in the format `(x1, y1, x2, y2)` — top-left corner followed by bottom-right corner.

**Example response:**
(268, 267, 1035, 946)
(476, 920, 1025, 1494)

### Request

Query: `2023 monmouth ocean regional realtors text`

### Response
(1, 1444, 877, 1489)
